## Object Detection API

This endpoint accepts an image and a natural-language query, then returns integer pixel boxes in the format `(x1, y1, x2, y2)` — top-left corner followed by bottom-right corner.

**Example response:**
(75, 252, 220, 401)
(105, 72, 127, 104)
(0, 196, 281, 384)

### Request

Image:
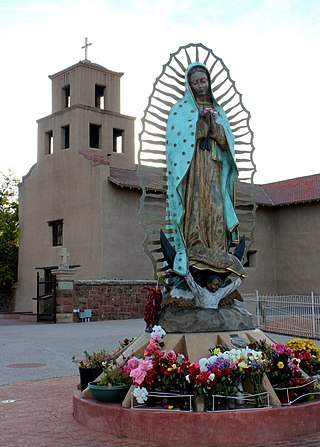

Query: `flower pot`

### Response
(79, 367, 103, 391)
(88, 381, 130, 403)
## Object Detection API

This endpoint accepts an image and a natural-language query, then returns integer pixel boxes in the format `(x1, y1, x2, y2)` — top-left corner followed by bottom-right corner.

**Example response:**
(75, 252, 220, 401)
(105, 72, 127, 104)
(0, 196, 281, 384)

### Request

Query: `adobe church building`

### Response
(14, 58, 320, 314)
(15, 59, 153, 312)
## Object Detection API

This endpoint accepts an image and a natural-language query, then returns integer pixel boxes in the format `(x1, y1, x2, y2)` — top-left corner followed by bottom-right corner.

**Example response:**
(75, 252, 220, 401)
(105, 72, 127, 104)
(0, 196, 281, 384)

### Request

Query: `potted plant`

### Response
(72, 349, 111, 391)
(88, 360, 130, 402)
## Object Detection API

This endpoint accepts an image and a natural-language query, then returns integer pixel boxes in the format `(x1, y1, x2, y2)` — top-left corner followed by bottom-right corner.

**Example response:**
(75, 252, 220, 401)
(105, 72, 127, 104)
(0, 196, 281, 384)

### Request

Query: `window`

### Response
(45, 130, 53, 155)
(48, 220, 63, 246)
(243, 250, 257, 268)
(95, 85, 105, 109)
(113, 129, 124, 153)
(61, 125, 70, 149)
(89, 124, 101, 149)
(63, 85, 70, 108)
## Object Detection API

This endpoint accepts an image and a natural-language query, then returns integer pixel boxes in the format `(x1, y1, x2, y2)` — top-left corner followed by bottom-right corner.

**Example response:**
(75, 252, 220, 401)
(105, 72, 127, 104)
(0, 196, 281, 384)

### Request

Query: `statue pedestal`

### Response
(74, 328, 320, 445)
(157, 302, 255, 332)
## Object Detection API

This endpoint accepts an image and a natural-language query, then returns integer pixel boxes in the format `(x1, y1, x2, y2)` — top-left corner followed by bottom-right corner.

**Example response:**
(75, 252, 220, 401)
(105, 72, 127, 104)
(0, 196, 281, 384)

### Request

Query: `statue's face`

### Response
(189, 70, 209, 101)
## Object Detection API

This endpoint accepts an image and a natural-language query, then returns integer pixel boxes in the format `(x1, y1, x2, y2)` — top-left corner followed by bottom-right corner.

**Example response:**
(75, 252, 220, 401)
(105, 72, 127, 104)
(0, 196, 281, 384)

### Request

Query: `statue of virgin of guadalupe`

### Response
(165, 62, 246, 305)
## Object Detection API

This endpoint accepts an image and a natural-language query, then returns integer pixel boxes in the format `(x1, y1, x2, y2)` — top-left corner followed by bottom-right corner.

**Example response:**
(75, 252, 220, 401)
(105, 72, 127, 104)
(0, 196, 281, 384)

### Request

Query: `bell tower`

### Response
(36, 52, 135, 169)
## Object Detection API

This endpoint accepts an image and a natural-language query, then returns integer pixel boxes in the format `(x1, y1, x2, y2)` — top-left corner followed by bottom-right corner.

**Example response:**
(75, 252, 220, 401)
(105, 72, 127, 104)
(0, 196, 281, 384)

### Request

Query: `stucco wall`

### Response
(239, 202, 320, 296)
(240, 206, 277, 295)
(273, 202, 320, 294)
(102, 182, 153, 280)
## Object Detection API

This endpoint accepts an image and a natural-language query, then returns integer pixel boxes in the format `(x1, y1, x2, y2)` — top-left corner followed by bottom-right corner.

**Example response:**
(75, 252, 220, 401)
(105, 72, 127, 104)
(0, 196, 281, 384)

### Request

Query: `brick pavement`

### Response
(1, 376, 320, 447)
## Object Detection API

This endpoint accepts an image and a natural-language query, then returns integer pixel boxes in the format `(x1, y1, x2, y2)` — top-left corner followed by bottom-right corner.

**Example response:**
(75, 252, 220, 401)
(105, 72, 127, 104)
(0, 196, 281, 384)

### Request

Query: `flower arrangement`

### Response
(286, 338, 320, 376)
(266, 342, 301, 386)
(186, 351, 239, 398)
(126, 329, 269, 408)
(249, 340, 301, 385)
(125, 326, 191, 404)
(186, 346, 268, 408)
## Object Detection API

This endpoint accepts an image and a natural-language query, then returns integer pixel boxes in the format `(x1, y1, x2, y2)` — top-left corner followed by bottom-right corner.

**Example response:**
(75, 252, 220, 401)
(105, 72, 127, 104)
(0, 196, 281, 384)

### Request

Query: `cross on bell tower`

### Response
(82, 37, 92, 61)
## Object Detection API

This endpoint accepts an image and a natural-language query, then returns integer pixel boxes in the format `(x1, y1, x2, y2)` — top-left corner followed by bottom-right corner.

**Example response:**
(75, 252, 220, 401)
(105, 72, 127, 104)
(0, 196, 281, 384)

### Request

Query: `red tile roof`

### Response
(260, 174, 320, 206)
(108, 167, 140, 189)
(108, 167, 320, 207)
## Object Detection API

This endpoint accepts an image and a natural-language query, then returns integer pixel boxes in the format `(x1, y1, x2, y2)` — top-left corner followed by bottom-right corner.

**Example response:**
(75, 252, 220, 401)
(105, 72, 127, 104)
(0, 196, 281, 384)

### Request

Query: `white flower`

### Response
(151, 325, 166, 338)
(199, 357, 209, 372)
(208, 373, 215, 381)
(133, 386, 149, 404)
(186, 374, 190, 383)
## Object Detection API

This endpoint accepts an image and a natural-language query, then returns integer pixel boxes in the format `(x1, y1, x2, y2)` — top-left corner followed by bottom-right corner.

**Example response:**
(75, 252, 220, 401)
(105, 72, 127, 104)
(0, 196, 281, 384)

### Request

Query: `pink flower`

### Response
(140, 359, 153, 371)
(144, 341, 161, 357)
(162, 350, 177, 363)
(151, 334, 163, 344)
(123, 357, 140, 374)
(130, 368, 147, 386)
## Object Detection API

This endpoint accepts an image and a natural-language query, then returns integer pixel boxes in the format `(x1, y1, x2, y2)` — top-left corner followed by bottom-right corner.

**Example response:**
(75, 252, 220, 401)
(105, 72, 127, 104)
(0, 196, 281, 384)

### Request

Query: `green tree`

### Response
(0, 172, 19, 289)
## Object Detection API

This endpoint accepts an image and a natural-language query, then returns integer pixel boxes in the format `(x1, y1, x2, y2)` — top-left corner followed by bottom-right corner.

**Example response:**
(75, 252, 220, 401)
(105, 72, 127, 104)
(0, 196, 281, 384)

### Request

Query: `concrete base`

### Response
(73, 391, 320, 446)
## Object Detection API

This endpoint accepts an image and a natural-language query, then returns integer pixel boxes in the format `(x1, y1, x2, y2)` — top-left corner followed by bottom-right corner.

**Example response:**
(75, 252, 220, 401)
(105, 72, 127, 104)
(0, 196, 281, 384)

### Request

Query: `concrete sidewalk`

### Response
(0, 319, 146, 385)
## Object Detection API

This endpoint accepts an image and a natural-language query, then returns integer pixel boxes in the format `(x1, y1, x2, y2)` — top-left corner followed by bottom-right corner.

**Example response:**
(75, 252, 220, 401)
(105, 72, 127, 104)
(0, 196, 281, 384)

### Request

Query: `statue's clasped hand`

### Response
(200, 107, 218, 118)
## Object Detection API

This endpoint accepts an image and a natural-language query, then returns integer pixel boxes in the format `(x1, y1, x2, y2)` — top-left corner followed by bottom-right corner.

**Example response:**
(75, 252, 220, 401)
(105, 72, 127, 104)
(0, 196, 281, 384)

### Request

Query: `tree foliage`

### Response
(0, 172, 19, 288)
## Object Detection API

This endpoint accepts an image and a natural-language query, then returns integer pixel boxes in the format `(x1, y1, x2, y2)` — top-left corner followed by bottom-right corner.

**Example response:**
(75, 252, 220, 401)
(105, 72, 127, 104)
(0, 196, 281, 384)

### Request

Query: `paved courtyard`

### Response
(0, 318, 320, 446)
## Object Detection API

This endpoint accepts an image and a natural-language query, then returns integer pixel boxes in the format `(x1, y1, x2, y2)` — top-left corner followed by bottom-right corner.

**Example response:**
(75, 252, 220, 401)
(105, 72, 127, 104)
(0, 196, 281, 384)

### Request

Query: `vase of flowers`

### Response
(88, 360, 130, 403)
(186, 347, 240, 411)
(125, 326, 193, 409)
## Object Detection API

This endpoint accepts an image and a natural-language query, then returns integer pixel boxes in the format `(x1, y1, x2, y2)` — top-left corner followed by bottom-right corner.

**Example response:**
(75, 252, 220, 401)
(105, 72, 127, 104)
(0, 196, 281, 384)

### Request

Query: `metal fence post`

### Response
(311, 291, 316, 338)
(256, 290, 260, 328)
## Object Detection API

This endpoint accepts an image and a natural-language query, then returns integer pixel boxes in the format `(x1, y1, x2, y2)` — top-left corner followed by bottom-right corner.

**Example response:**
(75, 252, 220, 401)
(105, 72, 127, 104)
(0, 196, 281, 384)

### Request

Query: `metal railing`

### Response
(242, 292, 320, 340)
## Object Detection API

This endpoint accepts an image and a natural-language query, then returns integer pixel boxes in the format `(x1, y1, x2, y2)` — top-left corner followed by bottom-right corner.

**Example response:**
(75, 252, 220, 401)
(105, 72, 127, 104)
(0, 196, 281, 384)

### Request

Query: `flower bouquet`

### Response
(286, 338, 320, 378)
(249, 340, 319, 405)
(125, 326, 193, 410)
(186, 349, 239, 411)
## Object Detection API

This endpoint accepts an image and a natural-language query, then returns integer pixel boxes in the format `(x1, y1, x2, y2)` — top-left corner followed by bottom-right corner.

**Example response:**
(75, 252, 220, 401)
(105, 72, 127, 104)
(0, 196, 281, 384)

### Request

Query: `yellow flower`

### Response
(168, 405, 174, 410)
(167, 367, 172, 372)
(172, 364, 177, 370)
(287, 338, 320, 359)
(277, 361, 284, 369)
(213, 348, 221, 355)
(238, 361, 248, 369)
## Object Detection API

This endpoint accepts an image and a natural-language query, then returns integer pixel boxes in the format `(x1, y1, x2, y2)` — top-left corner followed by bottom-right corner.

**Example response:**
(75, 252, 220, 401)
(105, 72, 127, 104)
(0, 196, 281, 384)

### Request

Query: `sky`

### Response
(0, 0, 319, 184)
